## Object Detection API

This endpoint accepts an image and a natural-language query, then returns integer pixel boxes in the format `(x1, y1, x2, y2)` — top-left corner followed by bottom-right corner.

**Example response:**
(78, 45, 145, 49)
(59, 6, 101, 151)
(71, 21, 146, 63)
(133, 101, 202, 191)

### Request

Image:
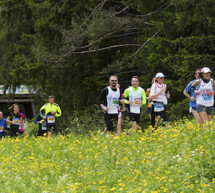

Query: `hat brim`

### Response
(203, 70, 212, 73)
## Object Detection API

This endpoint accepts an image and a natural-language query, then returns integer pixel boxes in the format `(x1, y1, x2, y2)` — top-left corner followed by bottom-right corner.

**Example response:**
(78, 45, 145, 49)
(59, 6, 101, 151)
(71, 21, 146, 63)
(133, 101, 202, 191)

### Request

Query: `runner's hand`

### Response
(123, 106, 126, 112)
(195, 91, 201, 95)
(190, 96, 195, 101)
(207, 91, 214, 96)
(104, 107, 109, 112)
(119, 99, 125, 105)
(129, 100, 133, 104)
(147, 97, 152, 102)
(51, 111, 55, 115)
(160, 87, 166, 93)
(166, 91, 170, 99)
(43, 116, 46, 120)
(136, 100, 142, 104)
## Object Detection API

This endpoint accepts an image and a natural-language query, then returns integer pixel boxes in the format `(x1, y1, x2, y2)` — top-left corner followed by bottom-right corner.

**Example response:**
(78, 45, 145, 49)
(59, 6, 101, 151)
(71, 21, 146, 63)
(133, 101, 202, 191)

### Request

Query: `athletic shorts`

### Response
(9, 125, 20, 137)
(46, 124, 57, 133)
(103, 113, 118, 131)
(196, 105, 214, 115)
(146, 107, 152, 114)
(129, 113, 140, 124)
(189, 107, 197, 113)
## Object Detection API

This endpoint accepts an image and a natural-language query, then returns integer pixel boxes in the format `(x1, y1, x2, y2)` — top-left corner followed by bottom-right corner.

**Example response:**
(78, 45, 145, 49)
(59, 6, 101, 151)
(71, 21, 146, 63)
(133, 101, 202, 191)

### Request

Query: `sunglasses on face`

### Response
(111, 80, 118, 82)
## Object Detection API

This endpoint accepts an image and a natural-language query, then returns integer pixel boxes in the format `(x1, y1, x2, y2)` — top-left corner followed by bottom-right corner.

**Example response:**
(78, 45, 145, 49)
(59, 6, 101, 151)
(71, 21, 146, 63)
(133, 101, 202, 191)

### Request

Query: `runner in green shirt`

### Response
(123, 76, 146, 133)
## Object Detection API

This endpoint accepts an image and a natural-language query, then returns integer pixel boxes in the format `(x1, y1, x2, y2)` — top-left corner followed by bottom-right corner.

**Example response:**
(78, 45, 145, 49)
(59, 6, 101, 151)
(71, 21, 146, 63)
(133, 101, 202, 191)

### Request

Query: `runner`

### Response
(6, 103, 23, 137)
(192, 67, 215, 124)
(40, 96, 62, 137)
(183, 69, 201, 124)
(149, 72, 170, 128)
(0, 112, 7, 139)
(98, 75, 121, 133)
(146, 78, 159, 127)
(116, 84, 126, 135)
(123, 76, 146, 132)
(19, 112, 26, 135)
(34, 109, 47, 136)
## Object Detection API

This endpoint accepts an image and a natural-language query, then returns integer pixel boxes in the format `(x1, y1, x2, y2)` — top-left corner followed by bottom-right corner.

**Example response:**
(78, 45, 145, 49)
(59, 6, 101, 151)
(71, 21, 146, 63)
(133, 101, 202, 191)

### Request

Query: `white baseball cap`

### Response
(201, 67, 212, 73)
(155, 72, 165, 78)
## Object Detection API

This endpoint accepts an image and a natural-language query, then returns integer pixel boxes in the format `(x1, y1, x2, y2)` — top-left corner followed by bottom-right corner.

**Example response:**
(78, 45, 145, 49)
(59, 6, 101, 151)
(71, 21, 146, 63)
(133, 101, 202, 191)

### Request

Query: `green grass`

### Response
(0, 120, 214, 193)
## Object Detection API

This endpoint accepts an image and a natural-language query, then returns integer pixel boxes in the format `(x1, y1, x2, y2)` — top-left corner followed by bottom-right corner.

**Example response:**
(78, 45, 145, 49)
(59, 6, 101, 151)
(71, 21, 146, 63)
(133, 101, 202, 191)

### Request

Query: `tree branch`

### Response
(128, 1, 173, 17)
(70, 44, 141, 54)
(130, 31, 159, 65)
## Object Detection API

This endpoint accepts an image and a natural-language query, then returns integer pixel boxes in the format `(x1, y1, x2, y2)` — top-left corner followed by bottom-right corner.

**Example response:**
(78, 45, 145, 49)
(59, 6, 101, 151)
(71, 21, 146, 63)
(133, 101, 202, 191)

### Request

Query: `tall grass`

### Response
(0, 119, 214, 192)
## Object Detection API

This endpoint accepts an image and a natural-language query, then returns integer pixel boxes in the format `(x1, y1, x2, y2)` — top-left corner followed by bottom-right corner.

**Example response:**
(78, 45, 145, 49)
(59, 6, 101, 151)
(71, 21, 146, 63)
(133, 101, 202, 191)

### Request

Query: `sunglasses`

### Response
(111, 80, 118, 82)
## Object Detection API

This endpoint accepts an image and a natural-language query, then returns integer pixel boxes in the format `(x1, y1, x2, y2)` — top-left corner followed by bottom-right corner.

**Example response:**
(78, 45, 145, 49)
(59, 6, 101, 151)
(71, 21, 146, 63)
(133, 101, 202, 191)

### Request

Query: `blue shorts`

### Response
(189, 107, 197, 113)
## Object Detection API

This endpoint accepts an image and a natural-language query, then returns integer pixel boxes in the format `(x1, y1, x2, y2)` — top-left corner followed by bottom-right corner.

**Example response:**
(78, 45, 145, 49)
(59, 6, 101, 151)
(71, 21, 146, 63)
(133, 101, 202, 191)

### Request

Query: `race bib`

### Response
(0, 127, 3, 132)
(47, 115, 55, 124)
(42, 124, 47, 130)
(132, 98, 142, 107)
(154, 103, 164, 112)
(13, 118, 20, 125)
(112, 98, 119, 107)
(202, 93, 212, 102)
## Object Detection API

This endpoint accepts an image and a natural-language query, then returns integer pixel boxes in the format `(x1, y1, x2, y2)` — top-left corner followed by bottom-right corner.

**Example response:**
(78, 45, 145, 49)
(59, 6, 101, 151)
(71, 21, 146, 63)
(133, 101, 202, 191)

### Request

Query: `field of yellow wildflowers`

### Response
(0, 120, 214, 193)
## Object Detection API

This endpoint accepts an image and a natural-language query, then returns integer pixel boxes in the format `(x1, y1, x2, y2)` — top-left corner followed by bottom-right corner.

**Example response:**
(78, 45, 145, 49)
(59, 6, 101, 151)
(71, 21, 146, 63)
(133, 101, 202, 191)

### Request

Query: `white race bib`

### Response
(47, 115, 55, 124)
(202, 93, 212, 102)
(154, 103, 164, 112)
(42, 124, 47, 130)
(0, 127, 3, 132)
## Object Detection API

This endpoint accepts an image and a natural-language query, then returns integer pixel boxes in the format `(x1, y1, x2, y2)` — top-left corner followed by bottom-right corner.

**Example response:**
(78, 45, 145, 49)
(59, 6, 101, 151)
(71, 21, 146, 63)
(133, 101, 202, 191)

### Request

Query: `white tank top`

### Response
(107, 86, 120, 114)
(196, 78, 214, 107)
(129, 86, 142, 114)
(151, 82, 168, 105)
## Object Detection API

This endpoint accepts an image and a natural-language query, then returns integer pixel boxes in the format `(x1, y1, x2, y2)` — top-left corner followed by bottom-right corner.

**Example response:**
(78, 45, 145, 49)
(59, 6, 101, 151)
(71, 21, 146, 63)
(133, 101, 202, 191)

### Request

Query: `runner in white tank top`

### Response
(148, 72, 170, 129)
(192, 67, 215, 124)
(98, 75, 122, 134)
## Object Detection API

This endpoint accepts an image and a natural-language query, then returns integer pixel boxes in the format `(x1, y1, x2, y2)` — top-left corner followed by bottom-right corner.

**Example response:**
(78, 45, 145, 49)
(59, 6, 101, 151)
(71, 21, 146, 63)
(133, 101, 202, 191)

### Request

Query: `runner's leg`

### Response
(191, 108, 201, 124)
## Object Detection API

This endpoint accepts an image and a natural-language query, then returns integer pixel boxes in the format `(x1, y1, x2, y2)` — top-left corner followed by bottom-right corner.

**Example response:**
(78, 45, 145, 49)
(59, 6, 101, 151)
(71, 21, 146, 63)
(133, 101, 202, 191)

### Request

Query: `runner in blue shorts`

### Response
(183, 69, 201, 124)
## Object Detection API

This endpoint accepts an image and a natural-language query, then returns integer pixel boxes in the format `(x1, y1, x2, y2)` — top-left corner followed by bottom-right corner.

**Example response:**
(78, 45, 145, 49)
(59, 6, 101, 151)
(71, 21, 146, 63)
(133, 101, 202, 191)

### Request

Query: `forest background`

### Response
(0, 0, 215, 134)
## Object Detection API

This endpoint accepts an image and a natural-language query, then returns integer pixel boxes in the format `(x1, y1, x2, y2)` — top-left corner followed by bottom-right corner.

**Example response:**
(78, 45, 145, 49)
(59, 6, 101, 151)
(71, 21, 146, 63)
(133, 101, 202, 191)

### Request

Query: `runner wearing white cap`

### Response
(192, 67, 215, 124)
(148, 72, 170, 128)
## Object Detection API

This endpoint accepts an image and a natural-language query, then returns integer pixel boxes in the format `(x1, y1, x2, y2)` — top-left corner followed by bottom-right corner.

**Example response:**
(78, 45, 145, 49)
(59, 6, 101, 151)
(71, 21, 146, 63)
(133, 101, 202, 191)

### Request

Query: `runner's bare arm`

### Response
(183, 90, 190, 99)
(192, 79, 200, 87)
(146, 88, 150, 97)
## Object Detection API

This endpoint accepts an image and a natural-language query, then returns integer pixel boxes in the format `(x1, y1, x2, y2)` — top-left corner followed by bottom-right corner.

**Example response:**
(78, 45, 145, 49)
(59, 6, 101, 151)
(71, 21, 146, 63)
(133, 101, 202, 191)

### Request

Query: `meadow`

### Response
(0, 120, 214, 193)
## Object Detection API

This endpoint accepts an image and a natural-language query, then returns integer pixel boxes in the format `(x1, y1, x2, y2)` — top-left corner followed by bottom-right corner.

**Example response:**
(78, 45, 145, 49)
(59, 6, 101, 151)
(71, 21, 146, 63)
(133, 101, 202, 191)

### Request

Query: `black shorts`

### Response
(146, 107, 152, 114)
(151, 104, 167, 127)
(129, 113, 140, 124)
(9, 125, 20, 137)
(103, 113, 118, 131)
(38, 129, 47, 136)
(46, 124, 57, 133)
